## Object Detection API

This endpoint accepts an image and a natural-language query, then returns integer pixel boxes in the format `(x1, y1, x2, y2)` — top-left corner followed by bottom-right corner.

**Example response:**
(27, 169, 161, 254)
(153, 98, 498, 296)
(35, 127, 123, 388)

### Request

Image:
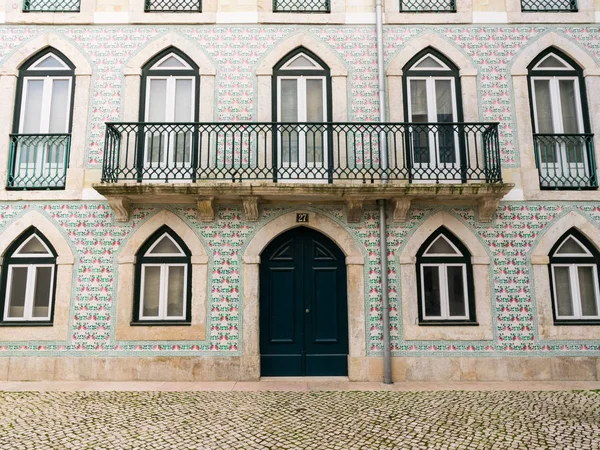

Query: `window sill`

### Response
(418, 321, 479, 326)
(553, 320, 600, 326)
(129, 321, 191, 327)
(0, 321, 53, 327)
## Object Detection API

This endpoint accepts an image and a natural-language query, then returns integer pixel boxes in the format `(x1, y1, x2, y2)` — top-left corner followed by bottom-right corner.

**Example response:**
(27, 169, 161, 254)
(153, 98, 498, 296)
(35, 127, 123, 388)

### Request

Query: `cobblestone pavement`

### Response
(0, 390, 599, 449)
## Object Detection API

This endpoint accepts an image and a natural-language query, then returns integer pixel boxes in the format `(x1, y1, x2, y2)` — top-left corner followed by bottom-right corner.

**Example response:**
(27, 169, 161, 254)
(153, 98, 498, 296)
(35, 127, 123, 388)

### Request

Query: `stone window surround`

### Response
(122, 32, 217, 125)
(116, 209, 209, 341)
(241, 211, 367, 380)
(256, 33, 348, 122)
(531, 210, 600, 340)
(384, 0, 472, 24)
(0, 210, 74, 341)
(0, 33, 92, 201)
(3, 0, 96, 24)
(399, 211, 493, 341)
(505, 0, 595, 23)
(257, 0, 345, 24)
(510, 32, 600, 201)
(128, 0, 217, 24)
(386, 33, 479, 124)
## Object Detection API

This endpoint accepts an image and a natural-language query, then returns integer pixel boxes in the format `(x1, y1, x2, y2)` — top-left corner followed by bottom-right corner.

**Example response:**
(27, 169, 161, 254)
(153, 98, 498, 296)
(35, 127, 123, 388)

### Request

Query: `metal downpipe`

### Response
(375, 0, 392, 385)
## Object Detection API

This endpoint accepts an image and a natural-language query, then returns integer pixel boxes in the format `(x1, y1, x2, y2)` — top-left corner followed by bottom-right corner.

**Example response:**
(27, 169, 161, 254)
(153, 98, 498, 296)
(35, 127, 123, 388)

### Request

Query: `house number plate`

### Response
(296, 213, 309, 223)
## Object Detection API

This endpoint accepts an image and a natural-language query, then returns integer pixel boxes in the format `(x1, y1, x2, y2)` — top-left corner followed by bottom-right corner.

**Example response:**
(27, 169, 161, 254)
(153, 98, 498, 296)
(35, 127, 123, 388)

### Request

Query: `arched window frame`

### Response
(0, 227, 58, 324)
(549, 228, 600, 324)
(133, 225, 192, 324)
(416, 226, 476, 325)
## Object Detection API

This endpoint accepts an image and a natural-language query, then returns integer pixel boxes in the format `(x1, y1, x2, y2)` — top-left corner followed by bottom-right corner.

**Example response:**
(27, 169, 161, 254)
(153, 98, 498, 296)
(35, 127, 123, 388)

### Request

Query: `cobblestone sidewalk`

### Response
(0, 390, 598, 449)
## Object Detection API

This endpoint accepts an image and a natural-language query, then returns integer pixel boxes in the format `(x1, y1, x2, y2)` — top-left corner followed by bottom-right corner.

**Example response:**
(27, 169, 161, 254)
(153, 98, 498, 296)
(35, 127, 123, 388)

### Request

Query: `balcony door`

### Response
(528, 50, 592, 188)
(404, 50, 462, 182)
(140, 49, 198, 181)
(12, 50, 74, 188)
(274, 49, 331, 182)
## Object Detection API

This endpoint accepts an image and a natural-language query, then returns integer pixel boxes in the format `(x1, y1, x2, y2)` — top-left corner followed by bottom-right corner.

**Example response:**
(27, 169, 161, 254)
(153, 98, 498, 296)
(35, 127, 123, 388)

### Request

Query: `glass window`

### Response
(135, 227, 191, 322)
(1, 229, 57, 323)
(550, 230, 600, 322)
(416, 227, 475, 323)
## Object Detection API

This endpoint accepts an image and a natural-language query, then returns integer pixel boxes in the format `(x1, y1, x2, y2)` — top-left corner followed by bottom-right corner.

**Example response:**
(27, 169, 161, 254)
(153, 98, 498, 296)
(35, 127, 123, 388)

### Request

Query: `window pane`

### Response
(148, 79, 167, 122)
(555, 236, 588, 255)
(538, 55, 569, 69)
(35, 55, 66, 69)
(48, 80, 70, 133)
(554, 266, 574, 317)
(166, 266, 185, 317)
(306, 79, 324, 164)
(414, 56, 444, 69)
(142, 266, 161, 317)
(425, 235, 459, 256)
(32, 267, 52, 318)
(280, 79, 298, 164)
(533, 79, 554, 134)
(578, 266, 598, 317)
(147, 235, 182, 255)
(409, 80, 428, 123)
(174, 79, 193, 122)
(22, 79, 44, 133)
(422, 266, 442, 317)
(287, 55, 319, 69)
(7, 267, 28, 319)
(559, 80, 580, 134)
(17, 235, 50, 256)
(447, 266, 467, 317)
(434, 80, 454, 123)
(156, 55, 186, 69)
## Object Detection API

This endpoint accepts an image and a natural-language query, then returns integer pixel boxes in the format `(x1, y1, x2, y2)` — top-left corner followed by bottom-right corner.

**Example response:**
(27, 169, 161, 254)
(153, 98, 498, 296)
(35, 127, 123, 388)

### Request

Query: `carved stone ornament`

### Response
(107, 197, 131, 223)
(392, 198, 412, 223)
(197, 197, 215, 222)
(478, 197, 500, 222)
(346, 199, 364, 223)
(242, 196, 260, 222)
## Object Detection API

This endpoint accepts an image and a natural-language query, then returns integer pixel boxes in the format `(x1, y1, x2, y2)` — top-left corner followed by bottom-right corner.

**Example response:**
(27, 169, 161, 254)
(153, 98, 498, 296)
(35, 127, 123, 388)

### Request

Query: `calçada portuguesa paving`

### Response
(0, 381, 599, 449)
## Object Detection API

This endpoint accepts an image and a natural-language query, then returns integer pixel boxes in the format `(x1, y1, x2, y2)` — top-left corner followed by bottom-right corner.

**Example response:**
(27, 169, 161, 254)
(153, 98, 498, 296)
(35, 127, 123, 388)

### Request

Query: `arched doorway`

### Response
(260, 226, 349, 376)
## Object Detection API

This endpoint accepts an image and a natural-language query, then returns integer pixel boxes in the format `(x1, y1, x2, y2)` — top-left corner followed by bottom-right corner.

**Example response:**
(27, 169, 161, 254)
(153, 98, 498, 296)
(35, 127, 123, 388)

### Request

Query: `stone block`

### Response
(8, 357, 56, 381)
(550, 358, 597, 381)
(506, 358, 552, 381)
(404, 358, 462, 381)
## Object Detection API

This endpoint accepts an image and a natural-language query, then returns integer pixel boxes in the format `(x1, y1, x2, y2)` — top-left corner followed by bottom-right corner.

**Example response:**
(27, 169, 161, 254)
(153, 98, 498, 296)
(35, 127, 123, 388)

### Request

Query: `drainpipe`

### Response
(375, 0, 392, 385)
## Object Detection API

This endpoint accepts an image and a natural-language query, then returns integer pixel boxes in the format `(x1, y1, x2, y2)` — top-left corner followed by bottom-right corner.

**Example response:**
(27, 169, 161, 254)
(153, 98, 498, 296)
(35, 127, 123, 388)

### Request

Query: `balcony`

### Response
(273, 0, 330, 12)
(144, 0, 202, 12)
(94, 122, 512, 223)
(534, 133, 597, 190)
(22, 0, 81, 12)
(520, 0, 577, 12)
(7, 134, 71, 190)
(399, 0, 456, 12)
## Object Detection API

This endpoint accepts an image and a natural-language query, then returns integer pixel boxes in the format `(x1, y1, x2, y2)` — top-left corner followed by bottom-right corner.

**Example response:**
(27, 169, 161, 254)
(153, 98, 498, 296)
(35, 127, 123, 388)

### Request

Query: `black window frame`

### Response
(416, 226, 477, 326)
(133, 225, 193, 326)
(0, 227, 58, 326)
(548, 228, 600, 325)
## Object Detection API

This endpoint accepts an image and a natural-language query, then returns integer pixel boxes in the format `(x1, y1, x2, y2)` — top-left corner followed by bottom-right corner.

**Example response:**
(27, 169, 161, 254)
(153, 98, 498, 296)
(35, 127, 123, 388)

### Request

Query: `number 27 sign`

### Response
(296, 213, 309, 223)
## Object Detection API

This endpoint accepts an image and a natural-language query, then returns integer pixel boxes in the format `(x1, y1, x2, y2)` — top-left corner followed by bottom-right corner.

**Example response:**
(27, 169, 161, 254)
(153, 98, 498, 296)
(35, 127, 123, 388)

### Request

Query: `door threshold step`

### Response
(260, 377, 350, 382)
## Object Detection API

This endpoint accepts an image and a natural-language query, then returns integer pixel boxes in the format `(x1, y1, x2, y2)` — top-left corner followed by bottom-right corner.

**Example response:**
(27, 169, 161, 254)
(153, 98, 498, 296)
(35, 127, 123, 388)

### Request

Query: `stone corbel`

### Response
(242, 196, 260, 222)
(108, 197, 131, 223)
(197, 197, 215, 222)
(392, 197, 412, 222)
(346, 199, 364, 223)
(478, 196, 500, 223)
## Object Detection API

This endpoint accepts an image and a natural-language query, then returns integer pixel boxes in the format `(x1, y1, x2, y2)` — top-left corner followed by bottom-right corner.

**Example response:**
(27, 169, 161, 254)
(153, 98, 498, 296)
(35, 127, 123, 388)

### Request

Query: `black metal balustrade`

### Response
(521, 0, 576, 11)
(273, 0, 329, 12)
(7, 134, 71, 190)
(399, 0, 455, 12)
(144, 0, 201, 12)
(101, 122, 502, 184)
(23, 0, 80, 12)
(534, 134, 596, 189)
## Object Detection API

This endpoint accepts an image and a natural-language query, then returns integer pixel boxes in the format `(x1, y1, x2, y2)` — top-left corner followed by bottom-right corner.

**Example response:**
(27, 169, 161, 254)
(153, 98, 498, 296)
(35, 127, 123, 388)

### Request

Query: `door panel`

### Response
(260, 227, 348, 377)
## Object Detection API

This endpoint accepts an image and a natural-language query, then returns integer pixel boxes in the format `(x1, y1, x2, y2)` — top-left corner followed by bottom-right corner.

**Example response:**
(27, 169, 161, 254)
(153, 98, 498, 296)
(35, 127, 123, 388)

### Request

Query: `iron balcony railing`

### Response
(521, 0, 577, 11)
(144, 0, 201, 12)
(534, 133, 596, 190)
(273, 0, 330, 12)
(101, 122, 502, 184)
(399, 0, 456, 12)
(7, 134, 71, 190)
(23, 0, 80, 12)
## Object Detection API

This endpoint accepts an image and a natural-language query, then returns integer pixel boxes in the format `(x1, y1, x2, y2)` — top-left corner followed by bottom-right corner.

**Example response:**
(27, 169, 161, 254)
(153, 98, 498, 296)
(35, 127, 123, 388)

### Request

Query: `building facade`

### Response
(0, 0, 599, 381)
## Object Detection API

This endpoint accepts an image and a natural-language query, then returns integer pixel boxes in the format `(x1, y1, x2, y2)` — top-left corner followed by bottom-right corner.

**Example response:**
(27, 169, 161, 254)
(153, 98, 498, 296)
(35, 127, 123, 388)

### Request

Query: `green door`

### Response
(260, 227, 349, 376)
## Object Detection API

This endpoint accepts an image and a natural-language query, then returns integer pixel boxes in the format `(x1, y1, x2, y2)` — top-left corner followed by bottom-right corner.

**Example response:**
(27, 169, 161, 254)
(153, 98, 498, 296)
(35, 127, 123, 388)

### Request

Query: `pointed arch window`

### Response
(528, 48, 595, 189)
(273, 48, 332, 179)
(403, 49, 463, 180)
(134, 227, 191, 323)
(9, 48, 75, 189)
(1, 228, 57, 323)
(416, 227, 476, 324)
(139, 48, 199, 180)
(549, 230, 600, 323)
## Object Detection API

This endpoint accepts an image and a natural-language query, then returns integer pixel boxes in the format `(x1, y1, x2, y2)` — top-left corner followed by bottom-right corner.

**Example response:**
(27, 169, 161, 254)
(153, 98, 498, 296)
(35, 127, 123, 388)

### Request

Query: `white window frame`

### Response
(551, 263, 600, 320)
(4, 263, 55, 322)
(139, 263, 188, 321)
(420, 262, 469, 320)
(530, 75, 584, 135)
(19, 76, 73, 135)
(423, 234, 463, 257)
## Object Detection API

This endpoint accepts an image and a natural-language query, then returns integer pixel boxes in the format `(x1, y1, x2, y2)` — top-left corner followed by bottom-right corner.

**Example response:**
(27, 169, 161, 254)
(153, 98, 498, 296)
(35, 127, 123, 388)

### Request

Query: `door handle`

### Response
(305, 309, 310, 313)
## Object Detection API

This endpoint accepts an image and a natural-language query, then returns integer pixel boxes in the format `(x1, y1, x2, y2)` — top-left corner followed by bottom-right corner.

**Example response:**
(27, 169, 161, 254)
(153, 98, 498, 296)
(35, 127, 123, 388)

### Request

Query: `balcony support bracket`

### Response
(108, 197, 131, 223)
(242, 196, 260, 222)
(392, 197, 412, 223)
(346, 199, 364, 223)
(478, 196, 500, 223)
(197, 197, 215, 222)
